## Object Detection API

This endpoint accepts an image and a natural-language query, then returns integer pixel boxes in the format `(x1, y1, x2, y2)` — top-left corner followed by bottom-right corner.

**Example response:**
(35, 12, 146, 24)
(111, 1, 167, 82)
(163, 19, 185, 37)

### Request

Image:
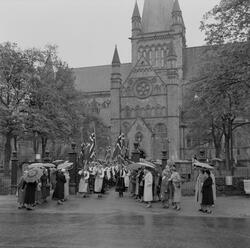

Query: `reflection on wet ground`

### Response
(0, 190, 250, 248)
(0, 212, 250, 248)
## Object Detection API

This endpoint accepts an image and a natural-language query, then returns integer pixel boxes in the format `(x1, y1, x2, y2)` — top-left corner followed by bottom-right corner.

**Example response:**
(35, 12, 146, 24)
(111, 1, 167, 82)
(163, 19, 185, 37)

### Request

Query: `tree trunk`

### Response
(41, 136, 48, 159)
(4, 132, 12, 175)
(13, 135, 18, 151)
(33, 132, 40, 155)
(215, 143, 222, 158)
(224, 133, 231, 171)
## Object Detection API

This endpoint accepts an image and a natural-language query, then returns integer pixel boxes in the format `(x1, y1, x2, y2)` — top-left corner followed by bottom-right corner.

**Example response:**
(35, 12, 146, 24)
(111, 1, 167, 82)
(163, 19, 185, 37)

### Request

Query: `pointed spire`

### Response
(112, 45, 121, 66)
(132, 1, 141, 18)
(173, 0, 181, 12)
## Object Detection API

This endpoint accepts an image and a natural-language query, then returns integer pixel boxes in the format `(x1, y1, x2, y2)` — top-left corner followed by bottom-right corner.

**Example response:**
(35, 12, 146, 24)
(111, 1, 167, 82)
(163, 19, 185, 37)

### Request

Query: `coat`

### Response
(195, 173, 206, 205)
(144, 171, 153, 202)
(160, 171, 171, 201)
(202, 176, 214, 206)
(94, 167, 104, 193)
(17, 177, 26, 204)
(53, 172, 66, 200)
(78, 171, 89, 193)
(170, 172, 181, 203)
(64, 172, 70, 199)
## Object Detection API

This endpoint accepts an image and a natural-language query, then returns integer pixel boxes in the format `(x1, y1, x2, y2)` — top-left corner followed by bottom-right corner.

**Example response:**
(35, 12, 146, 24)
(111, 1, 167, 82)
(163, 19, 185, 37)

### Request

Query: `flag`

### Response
(86, 132, 96, 162)
(112, 133, 125, 160)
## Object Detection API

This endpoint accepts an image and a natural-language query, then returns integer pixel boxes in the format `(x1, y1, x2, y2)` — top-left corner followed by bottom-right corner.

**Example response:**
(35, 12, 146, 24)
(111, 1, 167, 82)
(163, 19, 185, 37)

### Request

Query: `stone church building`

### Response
(73, 0, 249, 162)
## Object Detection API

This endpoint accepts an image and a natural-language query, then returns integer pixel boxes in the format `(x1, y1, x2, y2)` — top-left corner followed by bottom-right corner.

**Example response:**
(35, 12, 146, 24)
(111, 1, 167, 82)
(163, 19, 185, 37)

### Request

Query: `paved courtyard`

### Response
(0, 190, 250, 248)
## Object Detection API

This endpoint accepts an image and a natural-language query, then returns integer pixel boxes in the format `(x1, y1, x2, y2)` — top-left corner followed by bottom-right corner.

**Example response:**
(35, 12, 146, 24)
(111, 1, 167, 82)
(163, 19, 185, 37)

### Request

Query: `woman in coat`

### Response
(143, 169, 153, 208)
(63, 169, 70, 201)
(40, 169, 49, 203)
(195, 169, 206, 211)
(201, 170, 214, 214)
(23, 180, 37, 210)
(160, 165, 171, 208)
(52, 170, 66, 205)
(78, 169, 90, 197)
(169, 165, 182, 211)
(17, 174, 26, 209)
(94, 164, 104, 198)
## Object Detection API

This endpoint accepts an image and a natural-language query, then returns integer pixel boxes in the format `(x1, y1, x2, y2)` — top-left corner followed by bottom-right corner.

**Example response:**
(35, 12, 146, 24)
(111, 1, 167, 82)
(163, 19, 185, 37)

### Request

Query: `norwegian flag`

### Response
(112, 133, 125, 160)
(86, 132, 96, 162)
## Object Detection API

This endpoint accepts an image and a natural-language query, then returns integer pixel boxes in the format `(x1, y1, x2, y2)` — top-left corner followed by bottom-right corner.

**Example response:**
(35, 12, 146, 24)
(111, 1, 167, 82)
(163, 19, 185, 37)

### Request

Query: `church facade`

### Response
(74, 0, 203, 160)
(73, 0, 250, 162)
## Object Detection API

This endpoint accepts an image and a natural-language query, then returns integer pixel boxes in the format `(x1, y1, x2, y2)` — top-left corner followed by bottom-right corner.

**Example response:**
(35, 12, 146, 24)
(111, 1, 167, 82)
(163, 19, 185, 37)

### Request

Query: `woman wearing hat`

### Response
(78, 169, 90, 198)
(201, 170, 214, 214)
(169, 165, 182, 211)
(161, 165, 171, 208)
(52, 170, 66, 205)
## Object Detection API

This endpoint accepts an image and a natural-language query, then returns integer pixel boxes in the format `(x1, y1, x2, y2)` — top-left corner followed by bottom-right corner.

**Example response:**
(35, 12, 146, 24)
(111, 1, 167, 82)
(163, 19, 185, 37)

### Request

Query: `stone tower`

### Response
(110, 0, 185, 160)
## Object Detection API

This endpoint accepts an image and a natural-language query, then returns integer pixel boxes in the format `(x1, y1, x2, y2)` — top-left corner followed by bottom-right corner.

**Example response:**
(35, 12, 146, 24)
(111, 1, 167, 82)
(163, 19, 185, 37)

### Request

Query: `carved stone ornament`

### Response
(134, 79, 153, 99)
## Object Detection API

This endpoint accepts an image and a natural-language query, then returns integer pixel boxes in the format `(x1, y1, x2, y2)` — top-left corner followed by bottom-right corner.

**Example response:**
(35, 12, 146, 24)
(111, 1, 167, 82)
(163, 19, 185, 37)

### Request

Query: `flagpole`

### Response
(93, 121, 97, 160)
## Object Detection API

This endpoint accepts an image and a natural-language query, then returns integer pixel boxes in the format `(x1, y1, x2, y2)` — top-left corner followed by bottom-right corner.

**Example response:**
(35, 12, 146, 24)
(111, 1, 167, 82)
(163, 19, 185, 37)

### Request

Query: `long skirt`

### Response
(79, 178, 89, 193)
(24, 182, 37, 205)
(18, 188, 26, 204)
(115, 177, 125, 193)
(124, 176, 130, 188)
(173, 185, 181, 203)
(94, 178, 103, 193)
(64, 180, 69, 199)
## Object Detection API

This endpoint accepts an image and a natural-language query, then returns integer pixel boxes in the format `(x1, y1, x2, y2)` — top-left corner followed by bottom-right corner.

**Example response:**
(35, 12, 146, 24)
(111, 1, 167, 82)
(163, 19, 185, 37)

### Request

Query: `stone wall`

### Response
(216, 177, 245, 196)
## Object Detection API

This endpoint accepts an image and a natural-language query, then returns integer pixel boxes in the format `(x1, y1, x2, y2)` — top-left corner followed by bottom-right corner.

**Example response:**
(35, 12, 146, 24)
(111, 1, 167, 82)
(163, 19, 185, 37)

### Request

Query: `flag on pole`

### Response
(112, 133, 125, 160)
(86, 132, 96, 162)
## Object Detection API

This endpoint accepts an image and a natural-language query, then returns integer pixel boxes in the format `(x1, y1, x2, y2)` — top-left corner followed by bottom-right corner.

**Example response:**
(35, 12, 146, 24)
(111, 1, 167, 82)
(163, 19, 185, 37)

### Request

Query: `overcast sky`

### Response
(1, 0, 219, 68)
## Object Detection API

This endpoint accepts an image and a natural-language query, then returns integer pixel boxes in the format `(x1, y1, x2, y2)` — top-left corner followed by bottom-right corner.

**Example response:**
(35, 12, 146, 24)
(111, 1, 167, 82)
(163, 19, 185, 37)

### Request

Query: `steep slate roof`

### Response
(142, 0, 175, 33)
(73, 63, 132, 92)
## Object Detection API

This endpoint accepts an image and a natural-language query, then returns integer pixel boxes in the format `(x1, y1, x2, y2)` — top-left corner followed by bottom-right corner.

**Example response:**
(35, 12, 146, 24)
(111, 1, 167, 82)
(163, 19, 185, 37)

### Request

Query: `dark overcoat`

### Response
(23, 181, 37, 205)
(115, 170, 125, 193)
(52, 172, 66, 200)
(202, 176, 214, 205)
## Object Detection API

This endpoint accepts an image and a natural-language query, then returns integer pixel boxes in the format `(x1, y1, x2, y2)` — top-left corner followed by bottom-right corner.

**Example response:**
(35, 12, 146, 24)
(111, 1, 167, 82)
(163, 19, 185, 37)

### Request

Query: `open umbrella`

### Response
(128, 162, 156, 170)
(193, 160, 214, 170)
(57, 161, 74, 170)
(28, 163, 45, 169)
(52, 160, 65, 166)
(23, 168, 43, 183)
(43, 163, 56, 168)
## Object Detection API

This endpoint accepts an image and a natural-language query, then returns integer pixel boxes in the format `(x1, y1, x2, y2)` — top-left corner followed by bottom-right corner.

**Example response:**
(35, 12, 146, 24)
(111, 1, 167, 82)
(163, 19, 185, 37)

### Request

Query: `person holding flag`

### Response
(112, 133, 125, 161)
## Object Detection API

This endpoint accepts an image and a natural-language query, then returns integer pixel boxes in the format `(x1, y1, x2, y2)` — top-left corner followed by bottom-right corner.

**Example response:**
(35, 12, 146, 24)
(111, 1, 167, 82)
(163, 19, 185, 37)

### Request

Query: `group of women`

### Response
(17, 167, 70, 210)
(128, 163, 182, 209)
(195, 169, 216, 214)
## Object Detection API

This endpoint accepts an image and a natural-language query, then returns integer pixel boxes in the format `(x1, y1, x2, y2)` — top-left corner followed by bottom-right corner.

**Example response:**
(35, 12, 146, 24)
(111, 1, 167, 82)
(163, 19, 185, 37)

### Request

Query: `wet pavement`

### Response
(0, 191, 250, 248)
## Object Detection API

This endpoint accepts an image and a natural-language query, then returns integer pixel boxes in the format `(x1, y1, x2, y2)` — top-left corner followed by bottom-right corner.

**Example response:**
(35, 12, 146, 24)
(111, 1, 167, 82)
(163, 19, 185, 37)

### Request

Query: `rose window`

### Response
(134, 80, 152, 99)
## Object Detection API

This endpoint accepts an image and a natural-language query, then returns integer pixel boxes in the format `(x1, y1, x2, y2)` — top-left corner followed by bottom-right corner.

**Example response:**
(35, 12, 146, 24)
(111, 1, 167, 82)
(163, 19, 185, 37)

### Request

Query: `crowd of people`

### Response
(16, 160, 216, 214)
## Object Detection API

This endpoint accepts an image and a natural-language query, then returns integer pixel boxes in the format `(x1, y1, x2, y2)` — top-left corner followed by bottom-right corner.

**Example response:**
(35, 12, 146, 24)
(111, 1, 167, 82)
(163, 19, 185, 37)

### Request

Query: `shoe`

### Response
(146, 204, 152, 208)
(176, 207, 181, 211)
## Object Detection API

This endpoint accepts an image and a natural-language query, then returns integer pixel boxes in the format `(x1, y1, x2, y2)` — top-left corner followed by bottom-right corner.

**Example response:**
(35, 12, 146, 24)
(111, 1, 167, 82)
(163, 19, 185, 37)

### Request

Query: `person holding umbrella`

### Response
(52, 169, 66, 205)
(23, 168, 42, 210)
(201, 170, 214, 214)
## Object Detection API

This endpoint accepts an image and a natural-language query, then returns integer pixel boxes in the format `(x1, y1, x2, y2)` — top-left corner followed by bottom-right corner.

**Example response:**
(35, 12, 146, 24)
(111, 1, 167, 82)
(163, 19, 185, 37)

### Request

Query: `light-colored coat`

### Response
(94, 167, 104, 193)
(195, 173, 205, 205)
(144, 171, 153, 202)
(169, 171, 181, 203)
(78, 171, 89, 193)
(211, 172, 216, 202)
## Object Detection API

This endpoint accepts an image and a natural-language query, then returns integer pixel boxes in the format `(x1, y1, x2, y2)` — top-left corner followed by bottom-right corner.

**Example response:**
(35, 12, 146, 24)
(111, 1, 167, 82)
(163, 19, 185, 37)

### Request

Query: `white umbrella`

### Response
(193, 160, 214, 170)
(57, 161, 74, 170)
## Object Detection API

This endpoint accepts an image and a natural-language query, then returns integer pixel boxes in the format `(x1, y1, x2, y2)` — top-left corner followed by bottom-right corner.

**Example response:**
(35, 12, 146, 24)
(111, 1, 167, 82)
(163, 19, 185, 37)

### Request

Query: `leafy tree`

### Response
(185, 0, 250, 170)
(0, 42, 36, 173)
